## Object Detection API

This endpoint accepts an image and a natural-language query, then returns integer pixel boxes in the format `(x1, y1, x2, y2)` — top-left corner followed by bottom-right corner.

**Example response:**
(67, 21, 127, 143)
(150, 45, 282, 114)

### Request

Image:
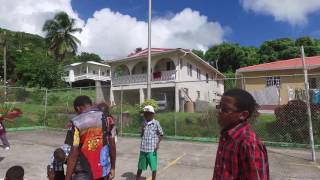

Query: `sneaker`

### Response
(4, 147, 10, 151)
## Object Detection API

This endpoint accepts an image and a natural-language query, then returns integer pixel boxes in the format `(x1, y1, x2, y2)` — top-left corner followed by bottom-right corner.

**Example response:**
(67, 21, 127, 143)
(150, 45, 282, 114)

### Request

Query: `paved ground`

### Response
(0, 130, 320, 180)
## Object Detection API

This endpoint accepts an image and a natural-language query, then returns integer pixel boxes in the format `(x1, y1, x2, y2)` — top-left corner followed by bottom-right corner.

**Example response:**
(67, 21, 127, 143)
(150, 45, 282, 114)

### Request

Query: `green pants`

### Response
(138, 151, 158, 171)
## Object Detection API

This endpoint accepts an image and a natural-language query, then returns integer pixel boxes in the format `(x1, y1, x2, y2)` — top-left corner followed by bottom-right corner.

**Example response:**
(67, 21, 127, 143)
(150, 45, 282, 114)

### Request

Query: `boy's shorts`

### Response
(138, 151, 157, 171)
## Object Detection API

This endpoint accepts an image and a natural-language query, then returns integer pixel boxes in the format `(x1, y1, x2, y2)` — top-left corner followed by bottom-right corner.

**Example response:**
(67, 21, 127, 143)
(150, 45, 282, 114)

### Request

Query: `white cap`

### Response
(143, 105, 155, 113)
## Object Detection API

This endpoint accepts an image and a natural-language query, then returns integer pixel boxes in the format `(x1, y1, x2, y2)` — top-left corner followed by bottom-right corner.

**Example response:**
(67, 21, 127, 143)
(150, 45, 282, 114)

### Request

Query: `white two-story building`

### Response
(108, 48, 224, 112)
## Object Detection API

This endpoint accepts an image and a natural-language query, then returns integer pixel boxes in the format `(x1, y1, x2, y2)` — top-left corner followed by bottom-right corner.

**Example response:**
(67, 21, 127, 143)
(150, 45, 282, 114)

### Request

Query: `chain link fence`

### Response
(1, 74, 320, 159)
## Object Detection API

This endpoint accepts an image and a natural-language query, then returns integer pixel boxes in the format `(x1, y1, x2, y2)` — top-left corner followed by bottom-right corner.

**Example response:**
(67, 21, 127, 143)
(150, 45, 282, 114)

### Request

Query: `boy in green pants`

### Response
(136, 105, 164, 180)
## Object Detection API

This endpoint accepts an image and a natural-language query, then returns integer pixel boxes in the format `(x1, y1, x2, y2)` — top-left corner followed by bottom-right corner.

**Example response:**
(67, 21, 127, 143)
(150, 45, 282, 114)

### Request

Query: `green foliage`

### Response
(77, 52, 102, 62)
(14, 50, 64, 88)
(192, 49, 205, 59)
(137, 99, 159, 112)
(205, 43, 259, 72)
(204, 36, 320, 73)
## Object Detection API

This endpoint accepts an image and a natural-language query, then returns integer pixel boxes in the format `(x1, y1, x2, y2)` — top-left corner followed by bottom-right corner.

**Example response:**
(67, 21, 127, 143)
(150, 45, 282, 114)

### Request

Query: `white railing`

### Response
(112, 70, 177, 85)
(63, 73, 111, 82)
(153, 70, 176, 81)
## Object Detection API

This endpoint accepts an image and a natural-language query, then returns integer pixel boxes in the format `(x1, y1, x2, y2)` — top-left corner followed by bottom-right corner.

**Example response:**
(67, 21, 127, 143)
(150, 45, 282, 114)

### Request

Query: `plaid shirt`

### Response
(140, 119, 164, 152)
(212, 122, 269, 180)
(49, 144, 71, 172)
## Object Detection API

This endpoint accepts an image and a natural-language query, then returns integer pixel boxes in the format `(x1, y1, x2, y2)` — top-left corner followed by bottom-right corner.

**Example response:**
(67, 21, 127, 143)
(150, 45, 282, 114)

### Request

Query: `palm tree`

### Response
(42, 12, 82, 61)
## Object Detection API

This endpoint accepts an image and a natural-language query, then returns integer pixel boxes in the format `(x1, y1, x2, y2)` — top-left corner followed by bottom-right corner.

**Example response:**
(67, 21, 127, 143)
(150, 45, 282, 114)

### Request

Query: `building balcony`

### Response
(64, 73, 111, 83)
(112, 70, 177, 85)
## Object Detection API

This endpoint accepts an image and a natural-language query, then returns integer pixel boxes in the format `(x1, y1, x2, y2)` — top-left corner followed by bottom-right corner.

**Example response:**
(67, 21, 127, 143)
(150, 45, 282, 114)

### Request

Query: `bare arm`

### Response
(108, 137, 116, 169)
(65, 146, 79, 180)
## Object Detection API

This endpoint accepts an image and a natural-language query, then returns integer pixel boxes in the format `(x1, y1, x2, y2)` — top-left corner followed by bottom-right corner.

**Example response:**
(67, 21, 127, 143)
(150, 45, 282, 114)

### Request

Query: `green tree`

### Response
(192, 49, 205, 59)
(14, 50, 63, 88)
(258, 38, 298, 62)
(296, 36, 320, 56)
(204, 43, 258, 73)
(77, 52, 102, 62)
(42, 12, 82, 61)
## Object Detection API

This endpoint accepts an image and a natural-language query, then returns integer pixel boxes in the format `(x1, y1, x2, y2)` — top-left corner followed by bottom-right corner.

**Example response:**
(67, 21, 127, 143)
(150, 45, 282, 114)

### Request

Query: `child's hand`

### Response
(47, 167, 55, 180)
(109, 168, 115, 179)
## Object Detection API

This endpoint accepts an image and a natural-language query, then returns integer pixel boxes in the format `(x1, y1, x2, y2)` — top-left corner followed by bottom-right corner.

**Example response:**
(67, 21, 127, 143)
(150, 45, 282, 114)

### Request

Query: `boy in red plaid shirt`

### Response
(212, 89, 269, 180)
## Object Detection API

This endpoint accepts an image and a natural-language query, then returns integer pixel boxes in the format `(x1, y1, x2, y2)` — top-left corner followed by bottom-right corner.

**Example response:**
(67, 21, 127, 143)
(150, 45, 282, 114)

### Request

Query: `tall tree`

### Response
(258, 38, 298, 63)
(192, 49, 205, 59)
(296, 36, 320, 56)
(42, 12, 82, 61)
(77, 52, 102, 62)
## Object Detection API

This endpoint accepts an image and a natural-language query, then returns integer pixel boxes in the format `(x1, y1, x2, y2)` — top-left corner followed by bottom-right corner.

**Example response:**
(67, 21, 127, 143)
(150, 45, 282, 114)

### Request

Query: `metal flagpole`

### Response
(147, 0, 152, 99)
(301, 46, 316, 162)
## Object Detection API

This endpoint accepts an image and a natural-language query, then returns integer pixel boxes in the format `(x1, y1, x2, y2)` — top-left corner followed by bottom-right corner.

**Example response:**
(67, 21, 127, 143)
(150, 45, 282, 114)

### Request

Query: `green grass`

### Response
(252, 114, 277, 141)
(3, 103, 45, 128)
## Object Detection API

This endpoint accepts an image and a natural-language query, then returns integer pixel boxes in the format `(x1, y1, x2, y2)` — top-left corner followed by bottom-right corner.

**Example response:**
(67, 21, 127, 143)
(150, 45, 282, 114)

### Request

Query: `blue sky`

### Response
(71, 0, 320, 48)
(2, 0, 320, 58)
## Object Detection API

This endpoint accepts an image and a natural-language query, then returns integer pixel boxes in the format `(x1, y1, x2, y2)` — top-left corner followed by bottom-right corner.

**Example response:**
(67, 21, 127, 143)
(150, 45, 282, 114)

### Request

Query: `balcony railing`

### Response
(64, 73, 111, 82)
(112, 70, 176, 85)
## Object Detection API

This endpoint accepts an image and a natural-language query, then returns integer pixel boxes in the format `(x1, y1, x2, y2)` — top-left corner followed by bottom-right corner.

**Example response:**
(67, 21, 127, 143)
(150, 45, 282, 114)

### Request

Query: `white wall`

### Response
(177, 56, 223, 102)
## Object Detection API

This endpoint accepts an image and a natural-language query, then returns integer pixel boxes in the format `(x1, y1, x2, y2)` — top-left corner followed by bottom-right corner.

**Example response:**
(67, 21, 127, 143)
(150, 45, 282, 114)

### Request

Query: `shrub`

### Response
(137, 99, 159, 113)
(273, 100, 320, 143)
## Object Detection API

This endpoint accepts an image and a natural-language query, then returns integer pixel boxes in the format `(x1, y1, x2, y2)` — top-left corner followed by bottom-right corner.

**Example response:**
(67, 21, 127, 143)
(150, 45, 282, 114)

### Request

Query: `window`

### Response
(309, 78, 317, 89)
(142, 66, 147, 73)
(107, 70, 110, 76)
(266, 76, 280, 87)
(184, 88, 189, 96)
(166, 61, 174, 71)
(180, 59, 183, 70)
(82, 67, 86, 74)
(187, 63, 192, 76)
(93, 70, 96, 74)
(102, 72, 105, 76)
(197, 91, 200, 99)
(196, 68, 201, 80)
(206, 73, 209, 83)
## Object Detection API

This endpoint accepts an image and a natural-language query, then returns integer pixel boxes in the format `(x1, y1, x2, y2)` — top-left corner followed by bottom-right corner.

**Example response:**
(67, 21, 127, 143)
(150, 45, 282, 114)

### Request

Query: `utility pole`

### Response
(147, 0, 152, 99)
(301, 46, 316, 162)
(1, 31, 7, 101)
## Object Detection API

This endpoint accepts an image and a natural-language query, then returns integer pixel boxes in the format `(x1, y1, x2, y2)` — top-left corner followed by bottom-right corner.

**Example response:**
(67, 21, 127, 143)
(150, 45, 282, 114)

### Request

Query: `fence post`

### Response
(301, 46, 316, 162)
(44, 89, 48, 127)
(120, 85, 123, 136)
(79, 87, 82, 95)
(174, 112, 177, 137)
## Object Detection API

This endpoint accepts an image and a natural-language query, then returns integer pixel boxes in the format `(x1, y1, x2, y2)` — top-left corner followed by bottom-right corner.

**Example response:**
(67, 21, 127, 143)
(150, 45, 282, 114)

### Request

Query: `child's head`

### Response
(217, 88, 259, 130)
(73, 95, 93, 114)
(5, 165, 24, 180)
(54, 148, 66, 163)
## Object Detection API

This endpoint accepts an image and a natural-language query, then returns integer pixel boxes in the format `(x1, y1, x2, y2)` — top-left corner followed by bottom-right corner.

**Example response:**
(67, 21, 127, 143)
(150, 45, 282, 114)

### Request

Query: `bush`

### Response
(137, 99, 159, 112)
(273, 100, 320, 143)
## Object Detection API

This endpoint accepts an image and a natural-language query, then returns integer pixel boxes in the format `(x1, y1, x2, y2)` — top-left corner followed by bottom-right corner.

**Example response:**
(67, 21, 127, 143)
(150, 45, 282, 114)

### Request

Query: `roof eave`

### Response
(236, 65, 320, 73)
(107, 49, 179, 63)
(186, 50, 225, 78)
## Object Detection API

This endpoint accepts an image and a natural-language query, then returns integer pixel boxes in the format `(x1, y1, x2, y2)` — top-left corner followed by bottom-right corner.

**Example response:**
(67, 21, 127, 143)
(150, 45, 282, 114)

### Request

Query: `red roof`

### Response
(237, 56, 320, 72)
(127, 48, 176, 57)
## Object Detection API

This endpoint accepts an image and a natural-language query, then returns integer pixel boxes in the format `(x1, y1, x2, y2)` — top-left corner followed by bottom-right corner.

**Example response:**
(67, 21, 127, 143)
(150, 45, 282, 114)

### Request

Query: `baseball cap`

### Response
(143, 105, 155, 113)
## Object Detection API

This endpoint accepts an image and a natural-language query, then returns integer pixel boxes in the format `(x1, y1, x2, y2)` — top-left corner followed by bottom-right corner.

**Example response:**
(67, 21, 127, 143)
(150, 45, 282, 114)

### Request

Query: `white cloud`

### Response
(0, 0, 83, 35)
(0, 0, 227, 59)
(80, 8, 227, 59)
(240, 0, 320, 26)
